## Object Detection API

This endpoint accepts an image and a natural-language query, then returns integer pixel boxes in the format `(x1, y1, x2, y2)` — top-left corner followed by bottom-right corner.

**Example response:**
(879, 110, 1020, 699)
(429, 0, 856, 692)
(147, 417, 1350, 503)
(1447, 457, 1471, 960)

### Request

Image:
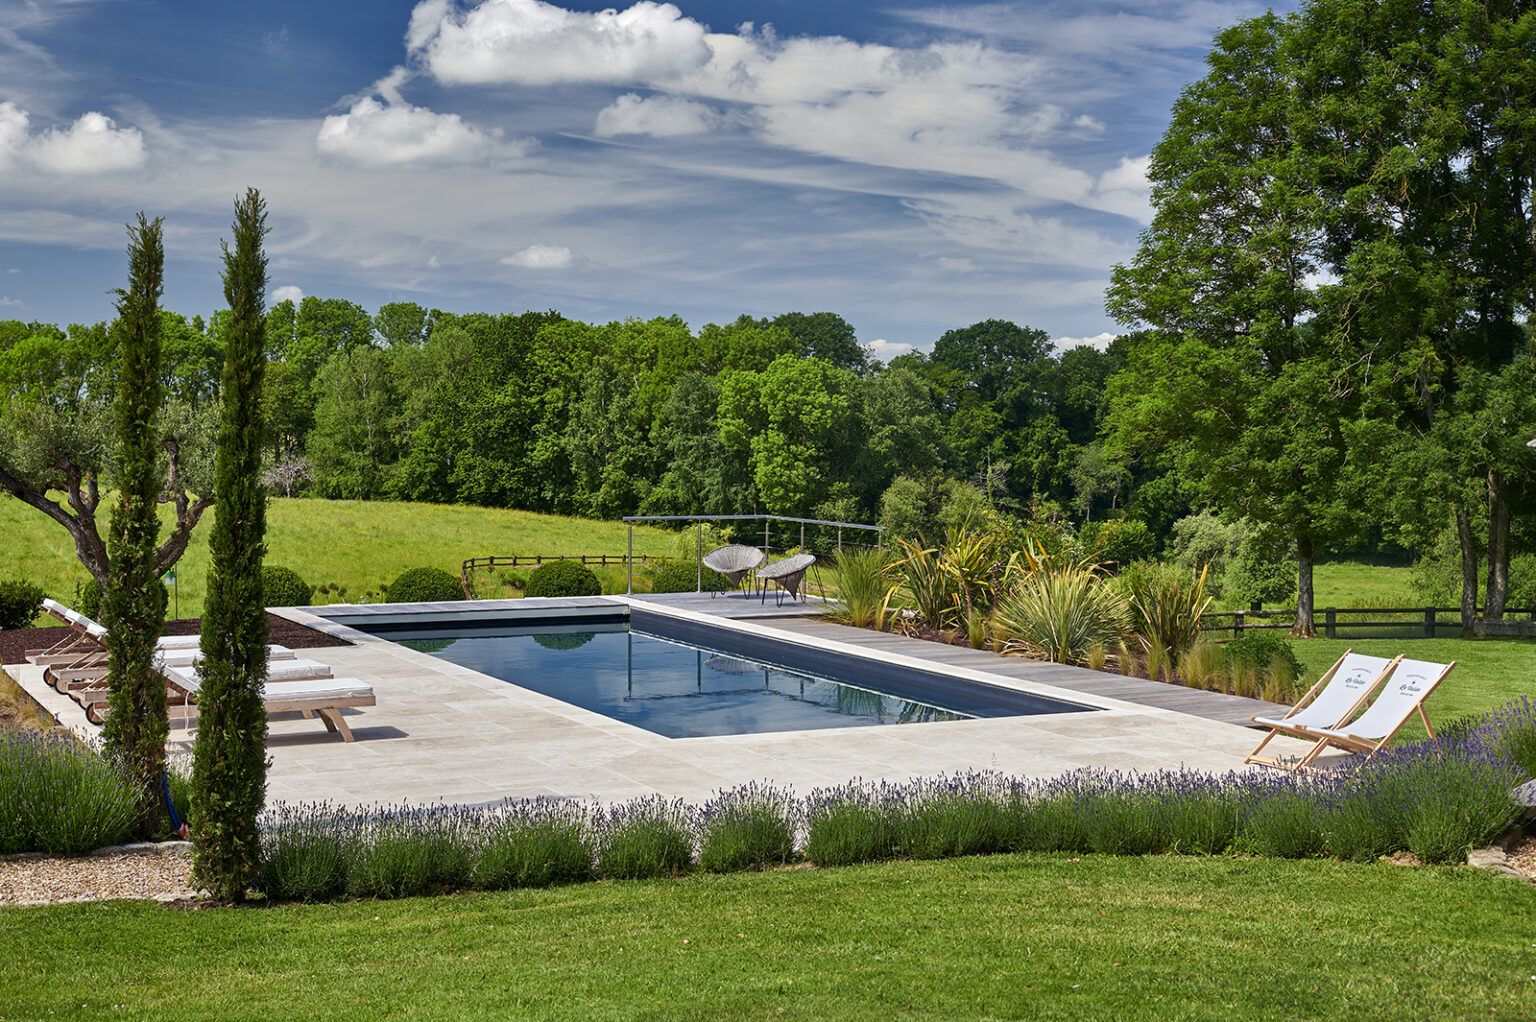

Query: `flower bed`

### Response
(254, 700, 1536, 903)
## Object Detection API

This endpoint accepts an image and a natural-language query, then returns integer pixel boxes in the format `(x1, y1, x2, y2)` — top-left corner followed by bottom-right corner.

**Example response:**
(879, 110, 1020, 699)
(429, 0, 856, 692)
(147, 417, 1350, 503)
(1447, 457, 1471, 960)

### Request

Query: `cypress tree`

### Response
(101, 214, 170, 835)
(191, 190, 271, 900)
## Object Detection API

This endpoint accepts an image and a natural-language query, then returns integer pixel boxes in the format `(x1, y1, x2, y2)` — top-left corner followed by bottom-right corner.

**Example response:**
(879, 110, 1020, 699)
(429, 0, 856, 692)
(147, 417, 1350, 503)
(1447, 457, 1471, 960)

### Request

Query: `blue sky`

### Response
(0, 0, 1280, 354)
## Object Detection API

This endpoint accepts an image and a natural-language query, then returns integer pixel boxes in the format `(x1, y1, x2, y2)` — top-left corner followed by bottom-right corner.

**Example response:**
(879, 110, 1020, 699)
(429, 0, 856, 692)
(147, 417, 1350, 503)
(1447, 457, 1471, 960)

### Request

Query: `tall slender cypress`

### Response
(101, 214, 169, 836)
(191, 190, 271, 900)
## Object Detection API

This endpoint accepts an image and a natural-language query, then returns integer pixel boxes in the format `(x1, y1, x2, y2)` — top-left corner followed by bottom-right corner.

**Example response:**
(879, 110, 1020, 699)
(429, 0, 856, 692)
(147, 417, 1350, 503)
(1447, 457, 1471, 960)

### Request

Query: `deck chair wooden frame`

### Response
(1289, 659, 1456, 772)
(1244, 650, 1400, 769)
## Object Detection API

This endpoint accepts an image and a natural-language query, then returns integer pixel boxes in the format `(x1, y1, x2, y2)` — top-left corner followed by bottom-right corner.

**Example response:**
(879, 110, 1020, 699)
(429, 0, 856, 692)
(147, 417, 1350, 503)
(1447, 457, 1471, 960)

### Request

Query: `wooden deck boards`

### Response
(755, 617, 1286, 728)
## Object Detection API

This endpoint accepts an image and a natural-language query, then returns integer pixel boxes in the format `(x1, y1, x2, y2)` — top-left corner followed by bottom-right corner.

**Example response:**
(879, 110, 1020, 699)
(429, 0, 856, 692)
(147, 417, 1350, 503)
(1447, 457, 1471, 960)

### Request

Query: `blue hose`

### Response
(162, 770, 186, 835)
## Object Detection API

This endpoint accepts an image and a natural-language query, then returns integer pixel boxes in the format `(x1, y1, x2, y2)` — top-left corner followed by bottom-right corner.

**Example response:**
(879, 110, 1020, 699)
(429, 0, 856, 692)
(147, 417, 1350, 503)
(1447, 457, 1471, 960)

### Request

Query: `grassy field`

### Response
(1288, 636, 1534, 739)
(1311, 560, 1417, 607)
(0, 496, 681, 612)
(2, 854, 1533, 1021)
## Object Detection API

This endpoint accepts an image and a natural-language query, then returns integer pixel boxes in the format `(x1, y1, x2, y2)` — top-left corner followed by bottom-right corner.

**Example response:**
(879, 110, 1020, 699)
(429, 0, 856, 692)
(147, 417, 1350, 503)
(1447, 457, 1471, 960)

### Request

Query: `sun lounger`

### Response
(702, 544, 765, 596)
(77, 656, 333, 721)
(1288, 658, 1455, 771)
(755, 553, 817, 605)
(164, 671, 376, 743)
(1244, 650, 1399, 768)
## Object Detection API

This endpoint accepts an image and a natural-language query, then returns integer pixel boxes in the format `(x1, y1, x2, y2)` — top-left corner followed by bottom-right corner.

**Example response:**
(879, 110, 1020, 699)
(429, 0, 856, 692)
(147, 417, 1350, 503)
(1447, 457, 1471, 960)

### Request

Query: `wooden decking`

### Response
(754, 617, 1287, 729)
(629, 591, 837, 620)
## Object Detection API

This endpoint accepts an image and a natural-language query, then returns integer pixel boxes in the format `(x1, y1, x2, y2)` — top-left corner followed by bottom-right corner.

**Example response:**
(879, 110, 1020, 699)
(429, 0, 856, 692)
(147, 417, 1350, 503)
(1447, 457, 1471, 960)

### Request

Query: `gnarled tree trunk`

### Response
(1291, 535, 1316, 637)
(1456, 507, 1479, 631)
(1485, 474, 1510, 620)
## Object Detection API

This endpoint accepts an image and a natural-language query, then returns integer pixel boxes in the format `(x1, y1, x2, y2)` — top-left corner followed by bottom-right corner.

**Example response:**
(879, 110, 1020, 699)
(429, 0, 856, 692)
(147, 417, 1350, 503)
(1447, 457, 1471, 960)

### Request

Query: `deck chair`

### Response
(756, 553, 817, 605)
(1244, 651, 1399, 769)
(1289, 658, 1456, 772)
(163, 669, 376, 743)
(702, 544, 765, 596)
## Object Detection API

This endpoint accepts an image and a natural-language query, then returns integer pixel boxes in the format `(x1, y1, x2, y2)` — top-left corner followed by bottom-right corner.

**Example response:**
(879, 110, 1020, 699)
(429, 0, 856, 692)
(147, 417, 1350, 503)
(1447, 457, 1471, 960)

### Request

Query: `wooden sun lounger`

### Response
(78, 655, 330, 722)
(165, 675, 376, 743)
(1288, 658, 1456, 772)
(1244, 650, 1399, 769)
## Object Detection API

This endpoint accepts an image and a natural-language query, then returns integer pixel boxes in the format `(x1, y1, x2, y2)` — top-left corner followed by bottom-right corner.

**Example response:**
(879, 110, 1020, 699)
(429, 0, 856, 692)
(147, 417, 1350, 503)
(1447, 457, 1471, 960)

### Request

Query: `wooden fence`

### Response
(1199, 604, 1536, 640)
(460, 554, 665, 599)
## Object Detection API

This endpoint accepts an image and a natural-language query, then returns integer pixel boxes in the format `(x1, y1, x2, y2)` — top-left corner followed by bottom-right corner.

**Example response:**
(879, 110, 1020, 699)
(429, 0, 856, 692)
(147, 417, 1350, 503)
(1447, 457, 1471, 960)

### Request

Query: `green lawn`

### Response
(0, 496, 680, 612)
(2, 854, 1533, 1021)
(1311, 560, 1417, 607)
(1289, 636, 1535, 738)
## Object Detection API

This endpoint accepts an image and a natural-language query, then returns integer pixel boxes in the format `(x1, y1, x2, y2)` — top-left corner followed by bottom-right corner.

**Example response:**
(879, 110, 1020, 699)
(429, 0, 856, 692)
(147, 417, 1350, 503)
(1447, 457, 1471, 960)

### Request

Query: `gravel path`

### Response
(1507, 835, 1536, 882)
(0, 844, 198, 905)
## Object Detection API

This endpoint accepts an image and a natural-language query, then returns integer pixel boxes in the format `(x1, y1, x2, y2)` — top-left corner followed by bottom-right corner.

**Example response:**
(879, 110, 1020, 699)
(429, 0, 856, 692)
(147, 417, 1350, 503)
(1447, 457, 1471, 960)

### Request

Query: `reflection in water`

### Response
(533, 632, 596, 652)
(392, 626, 970, 738)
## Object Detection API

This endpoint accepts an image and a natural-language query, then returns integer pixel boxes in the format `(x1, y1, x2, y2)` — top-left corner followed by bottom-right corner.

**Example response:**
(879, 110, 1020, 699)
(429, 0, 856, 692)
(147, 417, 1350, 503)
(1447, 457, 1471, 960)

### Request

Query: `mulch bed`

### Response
(0, 612, 349, 665)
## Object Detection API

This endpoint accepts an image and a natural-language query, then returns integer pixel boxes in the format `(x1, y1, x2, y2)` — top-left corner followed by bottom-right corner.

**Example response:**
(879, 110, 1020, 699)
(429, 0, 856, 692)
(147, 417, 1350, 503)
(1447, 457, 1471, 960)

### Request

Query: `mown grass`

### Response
(0, 496, 679, 613)
(1289, 636, 1536, 740)
(1, 854, 1532, 1021)
(1311, 561, 1417, 607)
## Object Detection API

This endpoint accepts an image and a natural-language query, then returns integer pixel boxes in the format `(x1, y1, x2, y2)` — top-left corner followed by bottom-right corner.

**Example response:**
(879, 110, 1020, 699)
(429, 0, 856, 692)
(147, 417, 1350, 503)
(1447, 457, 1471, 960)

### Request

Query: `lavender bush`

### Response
(595, 796, 692, 879)
(804, 783, 898, 866)
(245, 699, 1535, 902)
(345, 804, 486, 899)
(698, 784, 796, 873)
(0, 727, 137, 855)
(474, 799, 593, 889)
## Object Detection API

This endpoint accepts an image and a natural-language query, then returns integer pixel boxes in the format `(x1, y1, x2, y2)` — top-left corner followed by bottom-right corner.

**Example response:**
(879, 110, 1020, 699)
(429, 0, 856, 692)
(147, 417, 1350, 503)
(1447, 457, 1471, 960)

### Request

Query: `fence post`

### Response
(626, 524, 633, 595)
(1324, 608, 1336, 640)
(1234, 612, 1244, 638)
(764, 518, 770, 555)
(1424, 607, 1436, 638)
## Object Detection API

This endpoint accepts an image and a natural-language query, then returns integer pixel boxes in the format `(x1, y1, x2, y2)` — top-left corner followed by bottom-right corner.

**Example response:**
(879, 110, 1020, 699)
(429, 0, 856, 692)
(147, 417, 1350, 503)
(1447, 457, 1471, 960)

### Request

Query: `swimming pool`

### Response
(362, 610, 1094, 739)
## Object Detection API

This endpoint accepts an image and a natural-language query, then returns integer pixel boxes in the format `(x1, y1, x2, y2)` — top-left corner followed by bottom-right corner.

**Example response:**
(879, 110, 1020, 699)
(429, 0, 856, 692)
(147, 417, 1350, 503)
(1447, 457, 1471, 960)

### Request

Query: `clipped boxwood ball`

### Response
(525, 560, 602, 599)
(262, 566, 315, 607)
(649, 561, 733, 594)
(385, 567, 464, 604)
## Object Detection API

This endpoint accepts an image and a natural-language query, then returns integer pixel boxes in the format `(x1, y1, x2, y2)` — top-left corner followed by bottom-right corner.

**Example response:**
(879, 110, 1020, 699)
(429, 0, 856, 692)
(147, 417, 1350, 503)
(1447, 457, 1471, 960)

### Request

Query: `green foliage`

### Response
(1123, 563, 1212, 675)
(648, 560, 731, 594)
(384, 566, 463, 603)
(829, 547, 897, 631)
(877, 475, 942, 544)
(474, 805, 594, 889)
(524, 560, 601, 599)
(804, 787, 896, 867)
(0, 578, 44, 629)
(191, 189, 272, 902)
(697, 784, 796, 873)
(992, 562, 1129, 666)
(596, 798, 693, 879)
(0, 727, 137, 854)
(1079, 518, 1156, 569)
(260, 566, 313, 607)
(1221, 634, 1303, 684)
(100, 213, 170, 837)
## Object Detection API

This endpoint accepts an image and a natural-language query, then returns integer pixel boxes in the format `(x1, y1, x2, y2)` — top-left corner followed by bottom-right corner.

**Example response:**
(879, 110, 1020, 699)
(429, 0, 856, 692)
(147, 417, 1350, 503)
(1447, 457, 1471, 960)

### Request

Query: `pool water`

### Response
(370, 613, 1093, 739)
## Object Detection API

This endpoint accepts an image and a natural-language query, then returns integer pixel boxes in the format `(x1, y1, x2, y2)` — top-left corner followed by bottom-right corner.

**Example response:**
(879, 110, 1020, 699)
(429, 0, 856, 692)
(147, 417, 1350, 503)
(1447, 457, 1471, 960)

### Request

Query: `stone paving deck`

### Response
(4, 597, 1333, 807)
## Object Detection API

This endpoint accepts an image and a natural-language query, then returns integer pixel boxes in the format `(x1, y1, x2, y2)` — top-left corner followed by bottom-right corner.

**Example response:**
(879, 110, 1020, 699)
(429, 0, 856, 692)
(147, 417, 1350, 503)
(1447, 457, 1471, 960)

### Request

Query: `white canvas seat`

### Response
(1244, 651, 1398, 769)
(1289, 658, 1455, 771)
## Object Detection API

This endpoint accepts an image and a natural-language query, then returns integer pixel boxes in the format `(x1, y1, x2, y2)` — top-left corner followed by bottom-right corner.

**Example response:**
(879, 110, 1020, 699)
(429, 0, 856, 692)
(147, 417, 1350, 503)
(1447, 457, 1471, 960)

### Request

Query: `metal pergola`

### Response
(620, 513, 883, 595)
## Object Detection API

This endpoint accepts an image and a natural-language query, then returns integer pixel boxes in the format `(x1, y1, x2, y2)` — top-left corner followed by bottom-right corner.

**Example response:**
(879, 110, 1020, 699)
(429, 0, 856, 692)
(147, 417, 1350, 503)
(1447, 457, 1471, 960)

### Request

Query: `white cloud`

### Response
(0, 296, 22, 308)
(936, 256, 975, 272)
(410, 0, 711, 86)
(594, 93, 717, 138)
(0, 102, 145, 174)
(316, 97, 510, 167)
(501, 244, 573, 269)
(270, 285, 304, 304)
(1092, 154, 1152, 222)
(1052, 331, 1118, 350)
(865, 338, 914, 360)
